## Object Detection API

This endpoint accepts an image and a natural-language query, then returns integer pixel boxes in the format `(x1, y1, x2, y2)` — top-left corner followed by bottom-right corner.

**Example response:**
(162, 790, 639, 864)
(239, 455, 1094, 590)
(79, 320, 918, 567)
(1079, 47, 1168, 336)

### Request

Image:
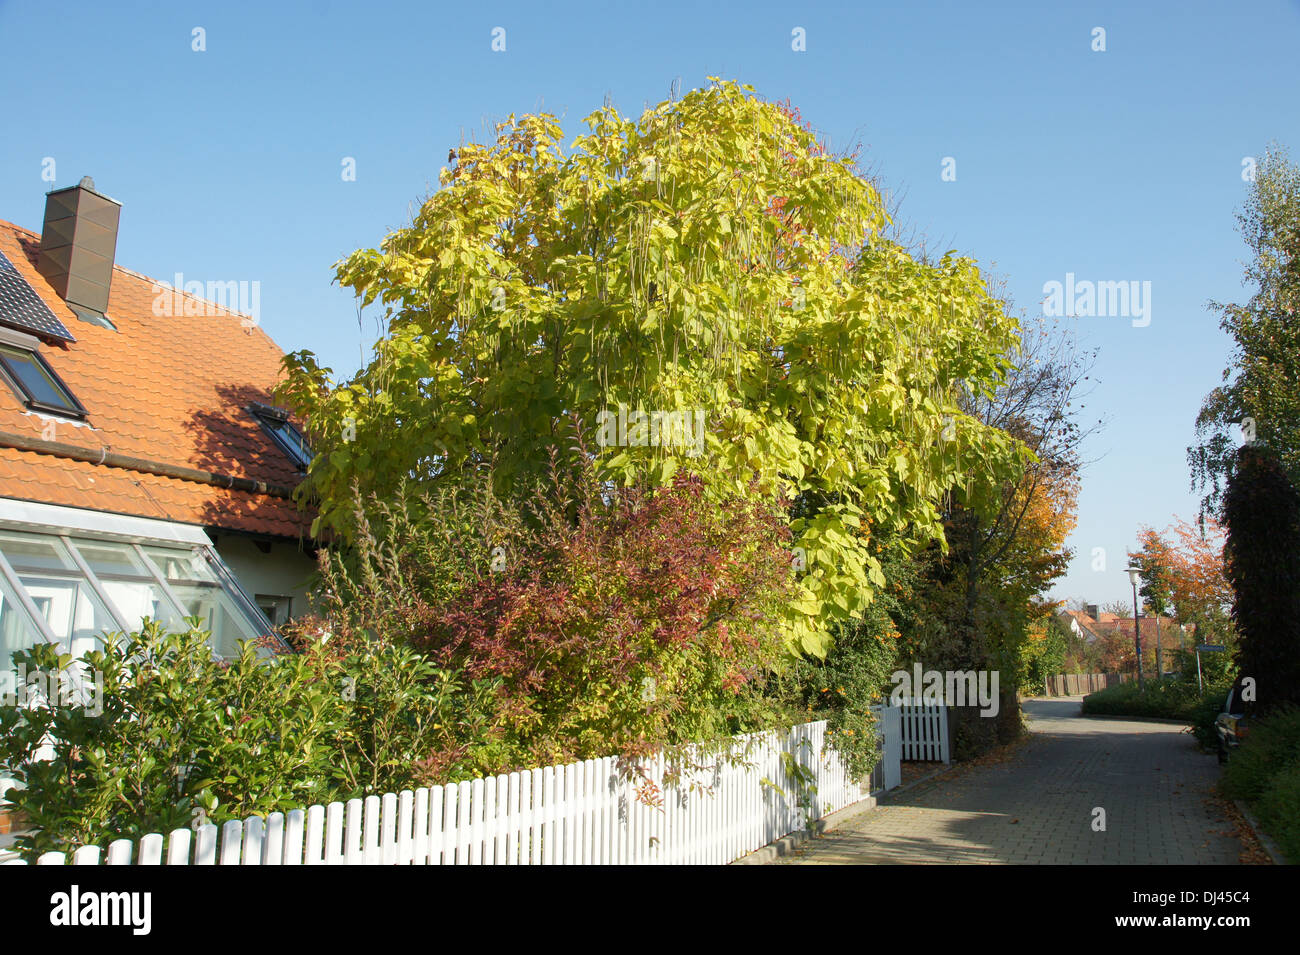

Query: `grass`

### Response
(1219, 706, 1300, 864)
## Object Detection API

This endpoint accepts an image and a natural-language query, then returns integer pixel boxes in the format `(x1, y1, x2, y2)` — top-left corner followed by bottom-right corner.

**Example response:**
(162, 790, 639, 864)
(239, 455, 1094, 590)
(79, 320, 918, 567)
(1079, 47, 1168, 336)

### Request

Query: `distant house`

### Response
(0, 178, 317, 688)
(1057, 605, 1180, 649)
(1058, 609, 1104, 643)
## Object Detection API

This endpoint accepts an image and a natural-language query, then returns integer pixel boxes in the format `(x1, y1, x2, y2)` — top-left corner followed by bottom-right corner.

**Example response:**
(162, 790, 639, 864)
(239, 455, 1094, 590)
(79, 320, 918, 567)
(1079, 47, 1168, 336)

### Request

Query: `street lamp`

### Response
(1126, 565, 1144, 690)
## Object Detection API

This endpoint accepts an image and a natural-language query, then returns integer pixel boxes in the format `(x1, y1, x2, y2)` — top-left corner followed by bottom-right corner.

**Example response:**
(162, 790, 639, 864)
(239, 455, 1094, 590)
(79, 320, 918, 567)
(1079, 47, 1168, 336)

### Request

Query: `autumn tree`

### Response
(1132, 516, 1235, 652)
(1132, 529, 1175, 618)
(280, 80, 1025, 658)
(895, 317, 1089, 753)
(1190, 144, 1300, 512)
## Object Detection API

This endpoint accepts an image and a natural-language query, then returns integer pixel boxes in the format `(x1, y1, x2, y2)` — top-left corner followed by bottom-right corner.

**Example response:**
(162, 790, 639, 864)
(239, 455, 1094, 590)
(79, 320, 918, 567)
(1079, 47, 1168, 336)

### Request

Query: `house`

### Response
(0, 178, 318, 687)
(1058, 608, 1104, 643)
(1057, 604, 1184, 654)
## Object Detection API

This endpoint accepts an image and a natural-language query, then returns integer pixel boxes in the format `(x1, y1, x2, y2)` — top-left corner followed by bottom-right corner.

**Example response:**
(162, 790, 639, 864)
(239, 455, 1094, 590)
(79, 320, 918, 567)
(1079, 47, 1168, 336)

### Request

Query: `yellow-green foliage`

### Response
(281, 79, 1026, 657)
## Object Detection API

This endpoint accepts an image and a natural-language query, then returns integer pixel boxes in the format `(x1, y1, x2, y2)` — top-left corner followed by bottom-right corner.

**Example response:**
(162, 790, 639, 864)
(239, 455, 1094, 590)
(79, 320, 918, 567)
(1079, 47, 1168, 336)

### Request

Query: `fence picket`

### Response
(72, 845, 100, 865)
(381, 792, 399, 865)
(194, 823, 218, 865)
(18, 714, 923, 867)
(362, 795, 382, 865)
(282, 809, 305, 865)
(397, 790, 415, 865)
(303, 805, 325, 865)
(343, 798, 364, 865)
(217, 821, 241, 865)
(427, 786, 445, 865)
(165, 831, 189, 867)
(325, 801, 346, 865)
(242, 818, 264, 866)
(138, 833, 164, 865)
(263, 813, 284, 866)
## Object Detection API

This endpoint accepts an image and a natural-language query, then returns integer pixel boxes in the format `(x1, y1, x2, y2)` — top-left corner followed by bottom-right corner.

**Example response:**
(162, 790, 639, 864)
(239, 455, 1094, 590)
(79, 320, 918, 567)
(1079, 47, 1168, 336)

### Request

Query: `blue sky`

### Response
(1, 0, 1297, 607)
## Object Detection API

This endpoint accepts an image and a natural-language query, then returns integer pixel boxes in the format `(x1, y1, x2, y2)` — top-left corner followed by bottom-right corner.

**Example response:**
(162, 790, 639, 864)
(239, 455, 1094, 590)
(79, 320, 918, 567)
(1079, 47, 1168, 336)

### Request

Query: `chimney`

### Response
(1085, 603, 1100, 621)
(37, 176, 121, 322)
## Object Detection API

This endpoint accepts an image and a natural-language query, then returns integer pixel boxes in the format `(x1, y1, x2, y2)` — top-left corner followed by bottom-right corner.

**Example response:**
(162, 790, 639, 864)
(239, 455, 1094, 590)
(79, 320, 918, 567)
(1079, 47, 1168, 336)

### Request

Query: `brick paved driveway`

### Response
(777, 697, 1240, 864)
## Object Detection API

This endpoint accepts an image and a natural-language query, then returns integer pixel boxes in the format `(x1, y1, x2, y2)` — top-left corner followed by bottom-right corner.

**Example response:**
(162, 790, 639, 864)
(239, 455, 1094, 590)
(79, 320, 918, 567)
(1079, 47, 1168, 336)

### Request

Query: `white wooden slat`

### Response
(35, 851, 66, 865)
(479, 776, 494, 866)
(343, 798, 364, 865)
(325, 801, 346, 864)
(303, 805, 325, 865)
(218, 820, 242, 865)
(441, 783, 459, 866)
(242, 817, 264, 866)
(194, 823, 218, 865)
(540, 766, 556, 865)
(397, 790, 414, 865)
(71, 844, 102, 865)
(282, 809, 305, 865)
(362, 795, 382, 865)
(263, 813, 285, 865)
(460, 784, 475, 867)
(427, 786, 446, 865)
(564, 762, 575, 866)
(494, 774, 508, 865)
(509, 774, 525, 862)
(106, 838, 133, 865)
(527, 768, 542, 865)
(380, 792, 398, 865)
(575, 760, 588, 865)
(468, 778, 484, 865)
(138, 833, 164, 865)
(412, 788, 430, 865)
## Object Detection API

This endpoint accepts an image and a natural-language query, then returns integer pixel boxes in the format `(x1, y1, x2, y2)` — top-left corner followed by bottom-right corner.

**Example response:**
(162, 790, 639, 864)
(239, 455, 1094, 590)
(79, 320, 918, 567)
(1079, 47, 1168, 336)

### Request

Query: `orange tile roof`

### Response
(0, 219, 313, 538)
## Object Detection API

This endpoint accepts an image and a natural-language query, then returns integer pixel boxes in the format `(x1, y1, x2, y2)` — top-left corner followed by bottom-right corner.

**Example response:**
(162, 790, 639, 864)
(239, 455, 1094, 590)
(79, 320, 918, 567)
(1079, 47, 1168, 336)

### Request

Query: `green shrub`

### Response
(1081, 678, 1230, 734)
(1253, 761, 1300, 863)
(1220, 706, 1300, 863)
(775, 616, 898, 780)
(0, 624, 335, 856)
(1220, 706, 1300, 801)
(1187, 690, 1229, 751)
(0, 621, 472, 860)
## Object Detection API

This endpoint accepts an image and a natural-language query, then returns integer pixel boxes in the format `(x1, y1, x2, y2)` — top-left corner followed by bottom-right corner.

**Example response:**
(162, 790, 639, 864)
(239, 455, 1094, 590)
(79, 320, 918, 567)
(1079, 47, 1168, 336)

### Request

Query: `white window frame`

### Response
(0, 499, 276, 657)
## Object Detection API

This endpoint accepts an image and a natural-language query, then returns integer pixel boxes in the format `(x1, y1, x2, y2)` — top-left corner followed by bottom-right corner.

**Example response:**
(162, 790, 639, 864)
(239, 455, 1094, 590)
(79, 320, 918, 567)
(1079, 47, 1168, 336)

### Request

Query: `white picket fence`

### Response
(895, 699, 950, 762)
(5, 711, 905, 866)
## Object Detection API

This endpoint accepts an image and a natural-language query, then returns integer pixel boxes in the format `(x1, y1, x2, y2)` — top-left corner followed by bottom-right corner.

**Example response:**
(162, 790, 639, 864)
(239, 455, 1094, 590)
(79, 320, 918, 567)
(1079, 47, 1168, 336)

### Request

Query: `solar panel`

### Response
(0, 251, 75, 342)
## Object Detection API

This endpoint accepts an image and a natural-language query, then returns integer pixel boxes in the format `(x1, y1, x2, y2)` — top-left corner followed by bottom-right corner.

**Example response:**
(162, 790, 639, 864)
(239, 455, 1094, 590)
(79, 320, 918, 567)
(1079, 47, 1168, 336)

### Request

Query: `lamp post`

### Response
(1127, 565, 1144, 690)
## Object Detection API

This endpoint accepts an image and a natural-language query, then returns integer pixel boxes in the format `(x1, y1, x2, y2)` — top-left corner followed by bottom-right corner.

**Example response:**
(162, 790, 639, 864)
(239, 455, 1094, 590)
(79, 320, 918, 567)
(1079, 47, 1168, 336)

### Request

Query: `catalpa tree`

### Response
(281, 79, 1026, 656)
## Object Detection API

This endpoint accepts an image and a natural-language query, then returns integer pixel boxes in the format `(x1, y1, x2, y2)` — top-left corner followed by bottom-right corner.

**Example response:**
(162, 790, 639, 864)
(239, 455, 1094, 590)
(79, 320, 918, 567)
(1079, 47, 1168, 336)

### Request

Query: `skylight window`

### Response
(249, 402, 313, 471)
(0, 339, 87, 419)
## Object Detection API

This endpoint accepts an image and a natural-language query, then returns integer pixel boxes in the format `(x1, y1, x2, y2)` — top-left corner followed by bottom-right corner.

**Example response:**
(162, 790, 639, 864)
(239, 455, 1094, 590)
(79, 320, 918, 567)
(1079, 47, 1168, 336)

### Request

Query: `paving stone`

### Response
(777, 697, 1240, 865)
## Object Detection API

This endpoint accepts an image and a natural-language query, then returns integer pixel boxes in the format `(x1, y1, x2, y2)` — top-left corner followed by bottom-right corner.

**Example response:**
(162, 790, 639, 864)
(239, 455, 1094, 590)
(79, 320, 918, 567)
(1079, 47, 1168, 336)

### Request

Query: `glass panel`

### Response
(140, 545, 261, 656)
(3, 535, 265, 660)
(139, 546, 218, 584)
(68, 538, 187, 634)
(0, 344, 79, 412)
(71, 538, 153, 578)
(164, 583, 258, 657)
(0, 531, 119, 658)
(272, 421, 313, 468)
(0, 530, 78, 573)
(0, 573, 45, 699)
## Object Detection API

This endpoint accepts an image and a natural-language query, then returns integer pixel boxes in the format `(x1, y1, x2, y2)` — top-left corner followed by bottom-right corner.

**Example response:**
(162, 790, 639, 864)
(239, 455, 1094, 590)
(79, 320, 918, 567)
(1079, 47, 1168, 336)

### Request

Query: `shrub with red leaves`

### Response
(415, 471, 796, 770)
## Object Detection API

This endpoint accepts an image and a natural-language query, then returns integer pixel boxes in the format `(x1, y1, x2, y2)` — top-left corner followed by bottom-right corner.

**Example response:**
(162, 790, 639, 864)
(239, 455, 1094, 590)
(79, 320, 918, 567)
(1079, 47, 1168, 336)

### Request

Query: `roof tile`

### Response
(0, 219, 314, 538)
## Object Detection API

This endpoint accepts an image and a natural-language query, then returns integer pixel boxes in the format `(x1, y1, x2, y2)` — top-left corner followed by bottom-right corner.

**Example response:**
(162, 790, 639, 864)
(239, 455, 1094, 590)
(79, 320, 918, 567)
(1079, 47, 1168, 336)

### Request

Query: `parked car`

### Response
(1215, 683, 1250, 763)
